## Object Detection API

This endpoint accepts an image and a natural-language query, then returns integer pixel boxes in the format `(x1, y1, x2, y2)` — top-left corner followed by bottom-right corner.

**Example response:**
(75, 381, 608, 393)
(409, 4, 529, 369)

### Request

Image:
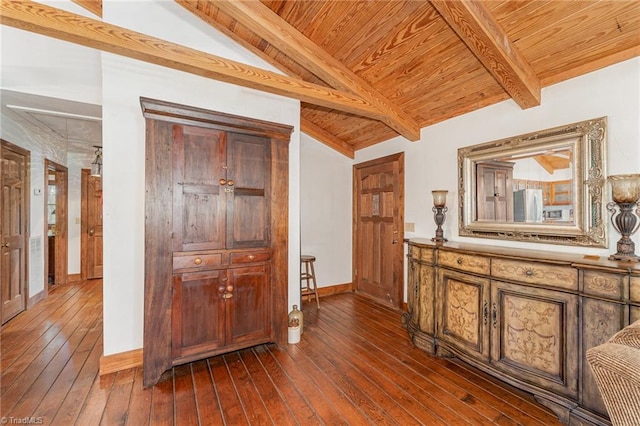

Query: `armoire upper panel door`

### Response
(173, 125, 227, 252)
(226, 133, 270, 249)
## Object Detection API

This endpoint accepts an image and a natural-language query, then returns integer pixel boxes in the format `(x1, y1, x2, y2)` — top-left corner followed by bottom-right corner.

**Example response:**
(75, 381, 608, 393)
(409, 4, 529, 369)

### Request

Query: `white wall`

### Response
(101, 1, 301, 356)
(300, 134, 353, 289)
(355, 57, 640, 258)
(1, 0, 100, 296)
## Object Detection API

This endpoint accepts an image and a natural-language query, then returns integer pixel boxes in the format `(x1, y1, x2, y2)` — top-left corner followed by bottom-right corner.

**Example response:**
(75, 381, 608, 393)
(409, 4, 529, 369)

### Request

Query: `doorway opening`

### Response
(44, 159, 68, 290)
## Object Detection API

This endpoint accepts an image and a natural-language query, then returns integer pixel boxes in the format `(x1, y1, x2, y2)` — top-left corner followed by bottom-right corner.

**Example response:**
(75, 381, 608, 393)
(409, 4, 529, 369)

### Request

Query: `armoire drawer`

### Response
(173, 253, 223, 271)
(491, 258, 577, 290)
(230, 250, 271, 265)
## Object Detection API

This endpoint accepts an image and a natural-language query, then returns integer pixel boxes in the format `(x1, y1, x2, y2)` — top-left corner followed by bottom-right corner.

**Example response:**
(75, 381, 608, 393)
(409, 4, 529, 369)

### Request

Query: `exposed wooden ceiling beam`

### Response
(300, 118, 354, 159)
(430, 0, 541, 109)
(0, 1, 387, 120)
(210, 0, 421, 142)
(71, 0, 102, 18)
(177, 0, 359, 157)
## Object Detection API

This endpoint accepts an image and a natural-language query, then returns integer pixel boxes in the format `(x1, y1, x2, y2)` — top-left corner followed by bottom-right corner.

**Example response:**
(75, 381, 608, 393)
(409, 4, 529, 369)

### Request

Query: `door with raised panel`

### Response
(86, 173, 102, 279)
(1, 141, 29, 324)
(490, 280, 578, 398)
(353, 153, 404, 308)
(438, 268, 491, 361)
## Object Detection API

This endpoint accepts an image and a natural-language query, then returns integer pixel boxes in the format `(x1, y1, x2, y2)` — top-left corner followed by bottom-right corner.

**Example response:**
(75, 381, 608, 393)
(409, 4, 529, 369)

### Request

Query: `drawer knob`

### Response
(194, 257, 202, 265)
(248, 255, 255, 261)
(525, 269, 534, 276)
(457, 258, 463, 265)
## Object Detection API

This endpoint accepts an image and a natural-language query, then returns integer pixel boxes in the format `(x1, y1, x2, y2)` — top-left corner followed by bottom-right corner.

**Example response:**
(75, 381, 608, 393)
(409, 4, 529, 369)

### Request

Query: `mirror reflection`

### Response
(475, 144, 575, 225)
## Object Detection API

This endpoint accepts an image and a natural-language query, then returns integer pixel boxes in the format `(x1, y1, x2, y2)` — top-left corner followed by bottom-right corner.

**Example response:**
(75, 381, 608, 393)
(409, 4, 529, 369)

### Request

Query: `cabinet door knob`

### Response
(227, 180, 234, 187)
(248, 255, 255, 261)
(219, 178, 227, 185)
(194, 257, 202, 265)
(218, 285, 226, 293)
(226, 285, 234, 293)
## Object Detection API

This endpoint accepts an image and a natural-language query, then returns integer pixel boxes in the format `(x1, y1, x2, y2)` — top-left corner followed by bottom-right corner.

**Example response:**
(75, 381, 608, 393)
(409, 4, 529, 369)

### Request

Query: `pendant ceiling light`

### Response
(91, 146, 102, 177)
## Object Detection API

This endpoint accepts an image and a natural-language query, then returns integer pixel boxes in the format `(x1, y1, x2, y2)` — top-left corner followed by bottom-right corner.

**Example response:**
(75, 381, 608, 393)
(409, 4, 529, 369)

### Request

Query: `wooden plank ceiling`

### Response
(8, 1, 640, 158)
(178, 0, 640, 157)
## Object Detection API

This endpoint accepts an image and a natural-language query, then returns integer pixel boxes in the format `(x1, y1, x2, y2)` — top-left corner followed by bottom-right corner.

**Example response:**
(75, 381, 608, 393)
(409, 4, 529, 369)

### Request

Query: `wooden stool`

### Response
(300, 255, 320, 308)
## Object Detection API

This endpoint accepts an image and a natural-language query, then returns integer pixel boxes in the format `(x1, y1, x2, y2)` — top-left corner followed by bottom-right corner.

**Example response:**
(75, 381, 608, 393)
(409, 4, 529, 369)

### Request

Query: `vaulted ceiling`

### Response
(3, 1, 639, 158)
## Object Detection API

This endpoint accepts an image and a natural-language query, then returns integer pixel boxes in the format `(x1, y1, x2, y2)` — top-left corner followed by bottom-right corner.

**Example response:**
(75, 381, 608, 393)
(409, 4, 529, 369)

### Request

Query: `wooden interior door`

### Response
(353, 153, 404, 308)
(1, 140, 29, 324)
(82, 169, 103, 279)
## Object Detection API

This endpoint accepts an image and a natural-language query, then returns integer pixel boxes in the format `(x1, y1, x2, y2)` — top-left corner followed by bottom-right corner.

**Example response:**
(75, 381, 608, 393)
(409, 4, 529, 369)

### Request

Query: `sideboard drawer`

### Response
(491, 259, 577, 290)
(582, 270, 626, 300)
(631, 276, 640, 303)
(409, 245, 435, 263)
(438, 250, 490, 275)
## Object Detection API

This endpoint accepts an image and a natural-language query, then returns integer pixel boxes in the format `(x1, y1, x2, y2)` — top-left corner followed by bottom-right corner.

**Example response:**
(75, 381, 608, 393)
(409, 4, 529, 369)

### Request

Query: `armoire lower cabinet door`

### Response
(172, 270, 226, 360)
(490, 280, 578, 399)
(225, 265, 270, 346)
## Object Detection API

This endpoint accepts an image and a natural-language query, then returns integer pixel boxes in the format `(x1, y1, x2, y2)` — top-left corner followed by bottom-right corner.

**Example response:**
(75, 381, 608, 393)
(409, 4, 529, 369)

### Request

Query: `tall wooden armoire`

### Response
(141, 98, 292, 387)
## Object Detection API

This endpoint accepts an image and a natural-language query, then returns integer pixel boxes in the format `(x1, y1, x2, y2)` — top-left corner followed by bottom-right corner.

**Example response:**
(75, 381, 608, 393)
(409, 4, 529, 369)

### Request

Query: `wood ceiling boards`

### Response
(5, 1, 639, 157)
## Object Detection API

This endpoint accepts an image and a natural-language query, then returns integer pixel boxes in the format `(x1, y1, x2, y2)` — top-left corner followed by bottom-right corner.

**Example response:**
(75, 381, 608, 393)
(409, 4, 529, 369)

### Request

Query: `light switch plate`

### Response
(405, 222, 415, 232)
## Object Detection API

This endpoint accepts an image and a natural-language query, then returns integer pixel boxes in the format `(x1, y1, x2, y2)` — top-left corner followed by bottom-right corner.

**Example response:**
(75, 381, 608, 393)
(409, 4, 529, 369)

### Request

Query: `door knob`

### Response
(89, 229, 94, 236)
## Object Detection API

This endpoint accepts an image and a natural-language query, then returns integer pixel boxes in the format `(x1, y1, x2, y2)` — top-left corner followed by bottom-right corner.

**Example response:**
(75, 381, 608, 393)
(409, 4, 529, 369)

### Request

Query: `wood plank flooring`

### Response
(1, 280, 562, 425)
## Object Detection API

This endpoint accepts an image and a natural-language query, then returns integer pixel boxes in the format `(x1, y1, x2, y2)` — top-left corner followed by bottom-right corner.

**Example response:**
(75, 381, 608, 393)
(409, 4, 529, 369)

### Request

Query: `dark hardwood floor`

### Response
(1, 280, 561, 425)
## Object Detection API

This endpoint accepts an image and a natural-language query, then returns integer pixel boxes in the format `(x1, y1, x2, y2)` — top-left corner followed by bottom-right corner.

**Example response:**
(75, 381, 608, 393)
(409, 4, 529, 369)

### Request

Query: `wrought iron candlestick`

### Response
(607, 174, 640, 262)
(431, 190, 448, 243)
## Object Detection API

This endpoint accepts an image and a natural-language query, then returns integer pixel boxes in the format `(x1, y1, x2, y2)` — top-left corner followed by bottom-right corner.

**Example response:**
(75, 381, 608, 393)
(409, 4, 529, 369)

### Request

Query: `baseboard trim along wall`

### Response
(28, 290, 46, 308)
(67, 273, 81, 282)
(100, 348, 143, 376)
(317, 282, 352, 298)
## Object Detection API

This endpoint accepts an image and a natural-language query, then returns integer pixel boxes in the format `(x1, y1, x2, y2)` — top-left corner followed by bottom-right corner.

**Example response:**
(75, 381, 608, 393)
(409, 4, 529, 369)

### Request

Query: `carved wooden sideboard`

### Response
(405, 239, 640, 425)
